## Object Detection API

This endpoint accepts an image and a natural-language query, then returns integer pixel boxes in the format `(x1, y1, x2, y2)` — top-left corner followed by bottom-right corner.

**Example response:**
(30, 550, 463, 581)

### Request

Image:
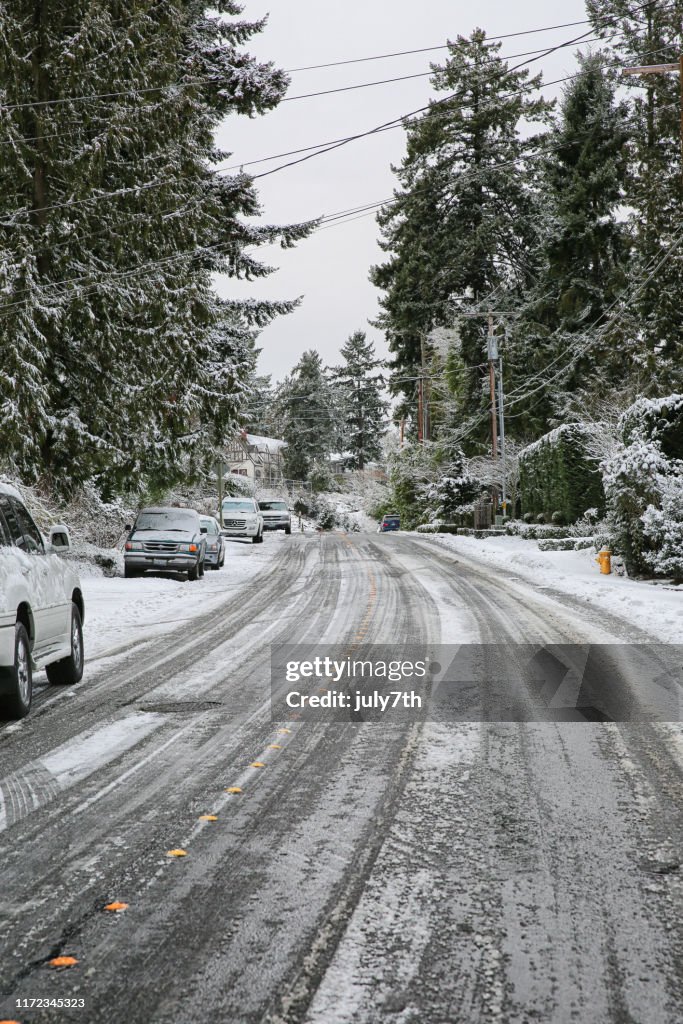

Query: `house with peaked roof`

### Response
(224, 430, 287, 487)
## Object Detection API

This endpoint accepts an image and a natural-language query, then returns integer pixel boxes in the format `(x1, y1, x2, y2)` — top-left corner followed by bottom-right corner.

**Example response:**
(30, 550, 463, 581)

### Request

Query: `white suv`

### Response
(0, 484, 84, 719)
(258, 499, 292, 534)
(219, 497, 264, 543)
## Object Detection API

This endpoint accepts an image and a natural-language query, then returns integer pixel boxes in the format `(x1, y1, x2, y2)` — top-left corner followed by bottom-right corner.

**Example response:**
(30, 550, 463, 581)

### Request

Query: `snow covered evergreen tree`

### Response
(331, 331, 387, 470)
(370, 29, 552, 446)
(509, 53, 630, 433)
(240, 367, 275, 435)
(587, 0, 683, 390)
(277, 350, 336, 481)
(0, 1, 310, 496)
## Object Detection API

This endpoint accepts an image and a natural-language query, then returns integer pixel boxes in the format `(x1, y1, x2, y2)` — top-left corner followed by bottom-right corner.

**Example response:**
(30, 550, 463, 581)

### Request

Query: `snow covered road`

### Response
(0, 532, 681, 1023)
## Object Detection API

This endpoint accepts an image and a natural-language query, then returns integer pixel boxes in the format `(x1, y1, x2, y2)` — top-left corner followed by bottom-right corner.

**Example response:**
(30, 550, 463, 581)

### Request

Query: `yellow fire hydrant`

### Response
(596, 548, 612, 575)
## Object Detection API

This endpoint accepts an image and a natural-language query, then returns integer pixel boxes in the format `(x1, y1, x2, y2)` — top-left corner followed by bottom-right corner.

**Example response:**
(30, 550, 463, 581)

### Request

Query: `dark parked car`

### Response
(124, 507, 206, 580)
(378, 514, 401, 533)
(199, 515, 226, 570)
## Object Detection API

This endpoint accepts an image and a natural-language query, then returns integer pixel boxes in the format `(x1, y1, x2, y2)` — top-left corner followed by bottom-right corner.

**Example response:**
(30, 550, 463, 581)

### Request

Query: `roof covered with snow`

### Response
(244, 433, 287, 452)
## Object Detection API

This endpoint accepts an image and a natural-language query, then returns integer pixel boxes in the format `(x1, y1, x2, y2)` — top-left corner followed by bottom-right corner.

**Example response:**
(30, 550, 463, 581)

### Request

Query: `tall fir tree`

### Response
(276, 350, 336, 481)
(509, 53, 630, 433)
(332, 331, 387, 469)
(0, 1, 310, 496)
(370, 29, 552, 448)
(587, 0, 683, 388)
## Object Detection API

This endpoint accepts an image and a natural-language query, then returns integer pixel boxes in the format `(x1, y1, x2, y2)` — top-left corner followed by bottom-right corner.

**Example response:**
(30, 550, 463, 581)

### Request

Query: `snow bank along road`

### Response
(0, 533, 681, 1023)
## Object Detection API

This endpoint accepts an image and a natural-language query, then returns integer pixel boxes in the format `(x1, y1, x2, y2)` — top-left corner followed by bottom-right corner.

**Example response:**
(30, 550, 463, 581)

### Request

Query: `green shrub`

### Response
(519, 424, 605, 524)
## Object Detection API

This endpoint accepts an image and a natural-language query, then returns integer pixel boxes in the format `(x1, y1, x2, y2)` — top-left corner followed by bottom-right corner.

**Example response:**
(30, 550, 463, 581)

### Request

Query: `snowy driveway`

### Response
(0, 532, 681, 1024)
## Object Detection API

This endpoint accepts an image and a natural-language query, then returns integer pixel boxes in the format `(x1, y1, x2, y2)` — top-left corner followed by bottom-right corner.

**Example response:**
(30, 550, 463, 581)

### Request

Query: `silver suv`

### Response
(124, 507, 207, 580)
(258, 499, 292, 534)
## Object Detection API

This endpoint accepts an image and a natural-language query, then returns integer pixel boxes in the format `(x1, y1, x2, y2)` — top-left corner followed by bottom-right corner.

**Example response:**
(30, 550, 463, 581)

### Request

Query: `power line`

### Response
(315, 99, 678, 232)
(285, 19, 598, 72)
(255, 33, 671, 181)
(1, 27, 607, 218)
(217, 36, 612, 171)
(0, 31, 611, 157)
(0, 89, 676, 298)
(0, 2, 669, 114)
(416, 228, 683, 449)
(502, 231, 683, 411)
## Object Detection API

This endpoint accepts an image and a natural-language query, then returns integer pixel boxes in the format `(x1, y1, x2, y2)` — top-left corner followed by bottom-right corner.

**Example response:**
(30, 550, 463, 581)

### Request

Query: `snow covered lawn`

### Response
(420, 533, 682, 643)
(80, 533, 287, 661)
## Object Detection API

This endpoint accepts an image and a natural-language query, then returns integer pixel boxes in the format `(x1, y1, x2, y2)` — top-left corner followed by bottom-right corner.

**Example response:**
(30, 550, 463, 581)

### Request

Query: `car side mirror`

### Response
(200, 527, 208, 534)
(125, 524, 132, 532)
(49, 524, 71, 550)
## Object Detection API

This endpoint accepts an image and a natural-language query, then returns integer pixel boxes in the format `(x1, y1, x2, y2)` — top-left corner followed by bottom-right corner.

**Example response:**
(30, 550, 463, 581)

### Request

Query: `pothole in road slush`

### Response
(134, 700, 225, 714)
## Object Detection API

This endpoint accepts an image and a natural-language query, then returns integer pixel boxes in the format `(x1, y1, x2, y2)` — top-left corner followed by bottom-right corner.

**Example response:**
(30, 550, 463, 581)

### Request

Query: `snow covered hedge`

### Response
(620, 394, 683, 460)
(518, 424, 605, 524)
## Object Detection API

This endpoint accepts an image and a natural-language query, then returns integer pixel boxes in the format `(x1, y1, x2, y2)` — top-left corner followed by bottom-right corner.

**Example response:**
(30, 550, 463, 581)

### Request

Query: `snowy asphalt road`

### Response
(0, 533, 681, 1023)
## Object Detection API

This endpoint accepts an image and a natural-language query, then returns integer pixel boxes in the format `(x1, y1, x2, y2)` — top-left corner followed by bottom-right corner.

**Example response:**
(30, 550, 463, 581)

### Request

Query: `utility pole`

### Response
(418, 331, 430, 442)
(498, 350, 507, 515)
(486, 313, 499, 515)
(458, 309, 513, 516)
(487, 312, 498, 461)
(622, 58, 683, 166)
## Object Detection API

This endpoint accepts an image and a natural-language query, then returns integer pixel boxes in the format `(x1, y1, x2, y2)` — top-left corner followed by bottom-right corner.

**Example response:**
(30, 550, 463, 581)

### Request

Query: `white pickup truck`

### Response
(0, 484, 84, 719)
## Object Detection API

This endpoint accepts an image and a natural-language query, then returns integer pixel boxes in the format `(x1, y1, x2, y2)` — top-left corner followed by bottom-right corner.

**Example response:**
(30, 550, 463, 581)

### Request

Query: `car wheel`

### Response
(188, 562, 199, 581)
(218, 550, 225, 568)
(0, 623, 33, 720)
(46, 603, 84, 687)
(284, 526, 291, 535)
(124, 565, 142, 578)
(198, 559, 205, 578)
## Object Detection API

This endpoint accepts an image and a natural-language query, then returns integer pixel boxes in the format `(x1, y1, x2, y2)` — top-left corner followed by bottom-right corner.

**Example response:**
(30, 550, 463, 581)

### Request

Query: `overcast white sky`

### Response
(215, 0, 589, 383)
